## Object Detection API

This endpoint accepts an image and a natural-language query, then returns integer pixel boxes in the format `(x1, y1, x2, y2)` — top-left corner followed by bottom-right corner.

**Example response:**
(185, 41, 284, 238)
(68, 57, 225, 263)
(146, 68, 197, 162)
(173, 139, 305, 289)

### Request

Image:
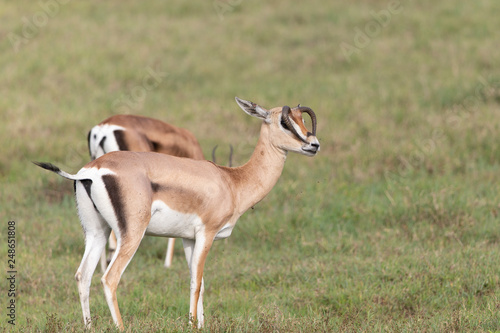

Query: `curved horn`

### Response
(297, 106, 317, 137)
(281, 106, 308, 143)
(211, 145, 218, 163)
(228, 144, 233, 167)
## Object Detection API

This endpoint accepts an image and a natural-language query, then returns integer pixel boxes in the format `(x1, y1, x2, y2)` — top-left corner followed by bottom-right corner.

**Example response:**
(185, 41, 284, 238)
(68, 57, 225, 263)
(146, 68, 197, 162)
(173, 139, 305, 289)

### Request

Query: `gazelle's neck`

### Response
(224, 123, 287, 214)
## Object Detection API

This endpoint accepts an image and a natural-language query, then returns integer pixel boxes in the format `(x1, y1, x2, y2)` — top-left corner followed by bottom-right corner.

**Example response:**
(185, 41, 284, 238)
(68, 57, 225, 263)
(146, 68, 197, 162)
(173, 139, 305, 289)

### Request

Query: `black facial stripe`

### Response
(282, 118, 308, 142)
(102, 175, 127, 236)
(280, 119, 290, 131)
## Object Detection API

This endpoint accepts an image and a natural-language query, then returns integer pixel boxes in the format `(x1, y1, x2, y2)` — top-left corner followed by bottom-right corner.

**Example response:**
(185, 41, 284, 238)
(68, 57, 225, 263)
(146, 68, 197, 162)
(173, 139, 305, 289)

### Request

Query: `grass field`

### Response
(1, 0, 500, 331)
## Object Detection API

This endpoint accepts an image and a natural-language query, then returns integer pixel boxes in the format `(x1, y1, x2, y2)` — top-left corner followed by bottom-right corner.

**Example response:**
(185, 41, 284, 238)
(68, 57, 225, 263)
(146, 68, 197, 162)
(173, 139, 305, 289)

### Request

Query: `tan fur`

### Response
(90, 152, 234, 227)
(93, 114, 205, 271)
(100, 114, 204, 159)
(66, 99, 320, 330)
(289, 109, 311, 137)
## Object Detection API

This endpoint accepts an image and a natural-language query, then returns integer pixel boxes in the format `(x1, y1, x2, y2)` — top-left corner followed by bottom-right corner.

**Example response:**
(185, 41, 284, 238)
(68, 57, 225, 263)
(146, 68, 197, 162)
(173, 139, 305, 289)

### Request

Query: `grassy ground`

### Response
(1, 0, 500, 331)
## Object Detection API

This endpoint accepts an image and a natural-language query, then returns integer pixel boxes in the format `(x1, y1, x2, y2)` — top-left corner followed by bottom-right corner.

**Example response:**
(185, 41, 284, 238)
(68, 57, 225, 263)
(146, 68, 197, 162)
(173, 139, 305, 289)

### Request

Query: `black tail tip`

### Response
(32, 161, 61, 173)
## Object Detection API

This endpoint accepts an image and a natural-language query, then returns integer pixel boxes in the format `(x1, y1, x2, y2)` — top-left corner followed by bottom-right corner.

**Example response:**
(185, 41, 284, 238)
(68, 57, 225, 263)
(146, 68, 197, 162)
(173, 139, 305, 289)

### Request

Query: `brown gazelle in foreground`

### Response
(88, 114, 205, 271)
(34, 97, 320, 330)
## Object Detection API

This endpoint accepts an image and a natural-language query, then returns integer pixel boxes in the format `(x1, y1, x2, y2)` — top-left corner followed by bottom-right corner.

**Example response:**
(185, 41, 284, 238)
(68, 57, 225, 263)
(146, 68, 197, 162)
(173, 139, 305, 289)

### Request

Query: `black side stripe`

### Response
(151, 181, 163, 193)
(113, 130, 128, 151)
(102, 175, 127, 236)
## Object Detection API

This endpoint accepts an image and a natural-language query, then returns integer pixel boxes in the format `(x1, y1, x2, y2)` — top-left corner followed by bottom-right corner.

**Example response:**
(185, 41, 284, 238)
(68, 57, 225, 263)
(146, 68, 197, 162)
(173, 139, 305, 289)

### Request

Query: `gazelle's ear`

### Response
(235, 97, 270, 122)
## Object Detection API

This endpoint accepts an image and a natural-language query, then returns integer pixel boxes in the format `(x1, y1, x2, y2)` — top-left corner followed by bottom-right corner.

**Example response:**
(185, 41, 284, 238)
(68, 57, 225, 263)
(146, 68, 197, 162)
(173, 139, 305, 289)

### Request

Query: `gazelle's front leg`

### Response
(182, 236, 212, 328)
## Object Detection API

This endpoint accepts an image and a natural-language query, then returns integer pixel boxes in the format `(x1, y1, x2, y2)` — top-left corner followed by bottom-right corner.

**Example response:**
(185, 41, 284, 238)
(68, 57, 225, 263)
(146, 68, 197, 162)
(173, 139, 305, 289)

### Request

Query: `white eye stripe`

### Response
(282, 118, 308, 141)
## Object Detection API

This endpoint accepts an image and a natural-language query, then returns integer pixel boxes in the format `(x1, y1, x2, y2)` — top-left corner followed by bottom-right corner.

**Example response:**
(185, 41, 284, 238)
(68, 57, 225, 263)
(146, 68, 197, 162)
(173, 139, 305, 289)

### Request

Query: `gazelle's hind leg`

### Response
(99, 231, 118, 272)
(164, 238, 175, 268)
(108, 232, 118, 262)
(101, 230, 147, 330)
(100, 249, 107, 273)
(74, 182, 111, 329)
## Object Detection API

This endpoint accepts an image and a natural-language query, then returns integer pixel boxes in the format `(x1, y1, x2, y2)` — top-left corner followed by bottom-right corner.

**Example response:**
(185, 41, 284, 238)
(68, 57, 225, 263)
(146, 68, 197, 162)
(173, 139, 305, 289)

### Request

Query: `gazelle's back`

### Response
(96, 115, 204, 159)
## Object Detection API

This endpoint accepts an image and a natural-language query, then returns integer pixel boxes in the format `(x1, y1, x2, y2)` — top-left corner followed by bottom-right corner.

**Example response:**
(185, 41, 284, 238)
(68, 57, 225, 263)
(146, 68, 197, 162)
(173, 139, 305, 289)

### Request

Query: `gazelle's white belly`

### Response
(146, 200, 202, 239)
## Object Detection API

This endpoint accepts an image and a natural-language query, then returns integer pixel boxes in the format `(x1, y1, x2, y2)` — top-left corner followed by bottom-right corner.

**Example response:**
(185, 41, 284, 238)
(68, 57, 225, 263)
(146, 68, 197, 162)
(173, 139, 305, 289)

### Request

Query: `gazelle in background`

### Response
(35, 97, 320, 330)
(88, 114, 204, 271)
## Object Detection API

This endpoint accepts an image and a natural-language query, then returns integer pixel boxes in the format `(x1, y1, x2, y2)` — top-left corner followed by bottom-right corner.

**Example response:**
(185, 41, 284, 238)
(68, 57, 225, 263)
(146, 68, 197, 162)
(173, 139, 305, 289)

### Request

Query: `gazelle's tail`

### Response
(33, 162, 81, 181)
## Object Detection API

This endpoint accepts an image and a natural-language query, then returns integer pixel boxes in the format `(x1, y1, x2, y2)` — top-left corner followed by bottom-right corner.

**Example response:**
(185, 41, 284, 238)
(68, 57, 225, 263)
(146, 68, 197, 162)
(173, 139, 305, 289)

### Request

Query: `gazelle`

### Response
(88, 114, 205, 271)
(34, 97, 320, 330)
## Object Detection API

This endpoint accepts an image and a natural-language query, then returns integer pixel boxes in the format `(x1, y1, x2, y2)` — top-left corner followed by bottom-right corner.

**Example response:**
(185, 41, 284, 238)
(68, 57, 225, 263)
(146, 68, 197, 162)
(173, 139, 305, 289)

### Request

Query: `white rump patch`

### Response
(74, 167, 120, 235)
(88, 124, 126, 159)
(76, 167, 116, 179)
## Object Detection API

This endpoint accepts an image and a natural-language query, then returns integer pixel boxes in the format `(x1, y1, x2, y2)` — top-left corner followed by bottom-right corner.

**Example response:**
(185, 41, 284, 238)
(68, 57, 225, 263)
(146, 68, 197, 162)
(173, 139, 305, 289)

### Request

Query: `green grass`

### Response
(1, 0, 500, 331)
